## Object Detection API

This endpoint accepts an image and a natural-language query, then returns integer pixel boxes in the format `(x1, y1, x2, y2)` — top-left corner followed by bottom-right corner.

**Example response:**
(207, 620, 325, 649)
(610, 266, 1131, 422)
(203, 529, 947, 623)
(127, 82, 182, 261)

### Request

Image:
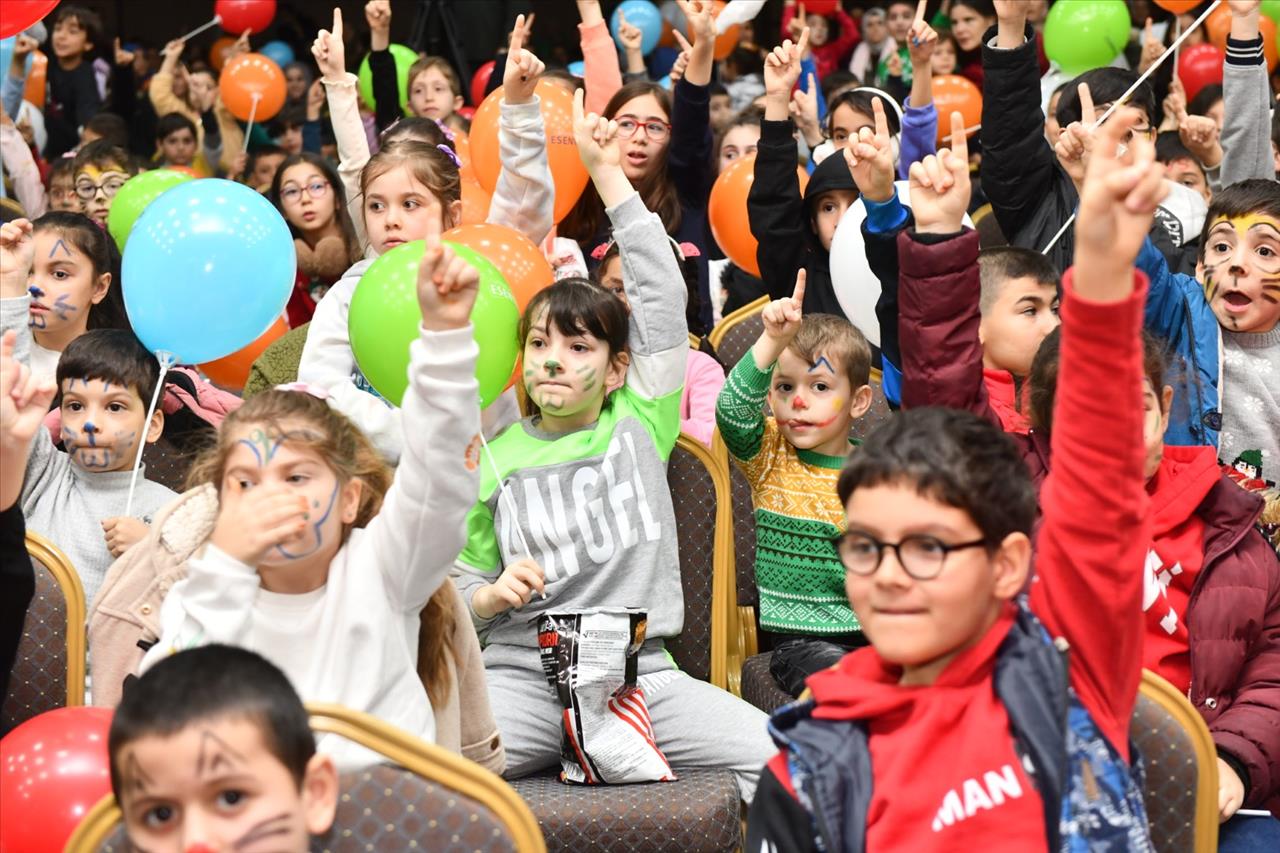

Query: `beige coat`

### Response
(87, 485, 504, 774)
(148, 72, 245, 176)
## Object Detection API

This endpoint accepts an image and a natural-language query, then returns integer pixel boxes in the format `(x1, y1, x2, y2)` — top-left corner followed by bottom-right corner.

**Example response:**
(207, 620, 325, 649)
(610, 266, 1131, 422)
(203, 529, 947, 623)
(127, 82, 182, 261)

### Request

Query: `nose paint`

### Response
(83, 421, 98, 446)
(544, 358, 561, 376)
(28, 285, 45, 299)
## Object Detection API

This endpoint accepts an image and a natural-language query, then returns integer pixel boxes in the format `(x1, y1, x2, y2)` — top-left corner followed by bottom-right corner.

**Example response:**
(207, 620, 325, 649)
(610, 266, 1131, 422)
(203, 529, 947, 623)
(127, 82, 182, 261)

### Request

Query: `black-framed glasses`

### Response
(73, 174, 127, 200)
(280, 180, 331, 204)
(833, 531, 989, 581)
(615, 115, 672, 140)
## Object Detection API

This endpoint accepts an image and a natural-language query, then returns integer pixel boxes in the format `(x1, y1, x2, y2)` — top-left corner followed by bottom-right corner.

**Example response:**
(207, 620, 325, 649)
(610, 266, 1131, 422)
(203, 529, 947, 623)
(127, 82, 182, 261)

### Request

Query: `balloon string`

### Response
(177, 15, 222, 43)
(241, 93, 261, 155)
(124, 351, 174, 517)
(1041, 0, 1222, 256)
(1173, 17, 1183, 79)
(477, 428, 536, 563)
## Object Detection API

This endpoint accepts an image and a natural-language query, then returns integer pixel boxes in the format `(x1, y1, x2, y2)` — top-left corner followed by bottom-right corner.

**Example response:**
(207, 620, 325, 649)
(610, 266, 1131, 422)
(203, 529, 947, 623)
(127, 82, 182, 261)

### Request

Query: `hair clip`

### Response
(275, 381, 330, 400)
(436, 143, 462, 168)
(590, 240, 615, 261)
(432, 118, 456, 142)
(676, 242, 701, 259)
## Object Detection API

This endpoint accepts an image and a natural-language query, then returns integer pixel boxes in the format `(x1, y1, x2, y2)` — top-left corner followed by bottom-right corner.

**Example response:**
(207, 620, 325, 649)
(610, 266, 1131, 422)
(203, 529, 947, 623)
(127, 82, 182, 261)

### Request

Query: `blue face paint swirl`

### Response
(275, 481, 340, 560)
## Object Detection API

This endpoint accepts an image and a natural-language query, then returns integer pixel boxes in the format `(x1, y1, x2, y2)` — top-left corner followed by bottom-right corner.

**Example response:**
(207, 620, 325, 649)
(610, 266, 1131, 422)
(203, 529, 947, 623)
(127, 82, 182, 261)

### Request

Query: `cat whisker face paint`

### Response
(1201, 214, 1280, 333)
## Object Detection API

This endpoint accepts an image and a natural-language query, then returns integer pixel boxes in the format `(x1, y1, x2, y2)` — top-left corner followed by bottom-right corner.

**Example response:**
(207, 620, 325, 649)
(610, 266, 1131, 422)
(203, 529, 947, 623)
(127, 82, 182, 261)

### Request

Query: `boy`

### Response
(110, 645, 338, 853)
(1157, 131, 1212, 205)
(247, 144, 287, 193)
(72, 139, 138, 228)
(46, 158, 82, 214)
(45, 5, 102, 159)
(747, 107, 1161, 852)
(154, 112, 198, 170)
(715, 273, 874, 695)
(849, 8, 894, 84)
(708, 82, 734, 133)
(408, 56, 464, 124)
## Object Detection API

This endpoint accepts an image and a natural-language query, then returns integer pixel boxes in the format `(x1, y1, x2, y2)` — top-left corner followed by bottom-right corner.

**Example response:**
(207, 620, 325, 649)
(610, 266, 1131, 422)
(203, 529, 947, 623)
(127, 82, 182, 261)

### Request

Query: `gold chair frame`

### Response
(25, 530, 86, 708)
(1137, 669, 1219, 853)
(708, 295, 768, 354)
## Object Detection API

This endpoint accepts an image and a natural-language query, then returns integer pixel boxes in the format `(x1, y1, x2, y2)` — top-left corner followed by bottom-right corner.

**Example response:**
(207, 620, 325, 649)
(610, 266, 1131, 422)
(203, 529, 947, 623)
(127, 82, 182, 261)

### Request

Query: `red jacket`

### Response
(781, 6, 859, 82)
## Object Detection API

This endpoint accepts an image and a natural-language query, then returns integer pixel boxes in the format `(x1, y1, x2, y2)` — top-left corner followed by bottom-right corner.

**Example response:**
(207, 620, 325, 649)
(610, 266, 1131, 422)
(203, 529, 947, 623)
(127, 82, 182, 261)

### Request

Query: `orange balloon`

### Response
(209, 36, 237, 71)
(709, 154, 807, 278)
(469, 79, 589, 223)
(1154, 0, 1200, 12)
(706, 2, 741, 62)
(453, 132, 476, 183)
(459, 176, 492, 225)
(219, 53, 287, 122)
(166, 165, 201, 178)
(22, 50, 46, 109)
(444, 223, 554, 310)
(1206, 4, 1277, 70)
(658, 18, 676, 48)
(199, 317, 288, 390)
(931, 75, 982, 145)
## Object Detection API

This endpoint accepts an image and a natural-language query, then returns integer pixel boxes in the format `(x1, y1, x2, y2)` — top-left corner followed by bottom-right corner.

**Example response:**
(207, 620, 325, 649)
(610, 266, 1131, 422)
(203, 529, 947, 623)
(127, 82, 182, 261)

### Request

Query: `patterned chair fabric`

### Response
(1130, 678, 1216, 853)
(712, 311, 763, 375)
(664, 441, 718, 682)
(740, 653, 791, 714)
(1, 553, 71, 732)
(141, 436, 198, 495)
(508, 768, 741, 853)
(850, 370, 894, 444)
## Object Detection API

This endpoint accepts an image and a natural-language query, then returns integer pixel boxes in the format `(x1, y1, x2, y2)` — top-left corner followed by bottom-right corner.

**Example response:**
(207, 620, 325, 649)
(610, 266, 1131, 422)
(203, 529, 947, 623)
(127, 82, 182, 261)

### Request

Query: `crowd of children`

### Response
(1, 0, 1278, 850)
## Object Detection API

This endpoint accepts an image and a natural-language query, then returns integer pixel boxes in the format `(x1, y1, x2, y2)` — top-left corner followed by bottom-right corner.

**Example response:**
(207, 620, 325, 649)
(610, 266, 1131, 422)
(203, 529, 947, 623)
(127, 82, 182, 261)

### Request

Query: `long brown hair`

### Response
(185, 390, 458, 705)
(559, 81, 683, 244)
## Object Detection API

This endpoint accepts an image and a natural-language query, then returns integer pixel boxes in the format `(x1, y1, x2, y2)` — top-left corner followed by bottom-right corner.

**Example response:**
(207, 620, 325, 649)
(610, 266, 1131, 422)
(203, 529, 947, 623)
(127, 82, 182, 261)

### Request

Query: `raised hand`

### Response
(313, 7, 347, 81)
(677, 0, 715, 85)
(1137, 18, 1163, 74)
(844, 96, 896, 203)
(765, 30, 810, 99)
(366, 0, 391, 51)
(227, 29, 252, 61)
(790, 73, 822, 144)
(909, 110, 972, 234)
(160, 38, 185, 71)
(763, 269, 806, 344)
(11, 33, 38, 64)
(113, 38, 135, 68)
(503, 13, 545, 105)
(617, 10, 644, 53)
(1055, 82, 1098, 189)
(1179, 113, 1222, 167)
(669, 30, 693, 85)
(210, 481, 311, 566)
(907, 18, 938, 69)
(993, 0, 1026, 48)
(306, 78, 326, 120)
(787, 3, 807, 41)
(417, 201, 479, 332)
(0, 218, 34, 298)
(572, 86, 622, 174)
(0, 330, 56, 452)
(472, 557, 546, 618)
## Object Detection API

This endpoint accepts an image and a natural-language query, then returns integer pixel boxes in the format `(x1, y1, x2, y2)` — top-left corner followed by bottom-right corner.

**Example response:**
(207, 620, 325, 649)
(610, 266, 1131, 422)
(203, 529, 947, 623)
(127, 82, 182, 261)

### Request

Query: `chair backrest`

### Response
(140, 435, 197, 494)
(664, 434, 734, 689)
(1129, 670, 1218, 853)
(1, 532, 85, 733)
(708, 295, 767, 371)
(66, 703, 547, 853)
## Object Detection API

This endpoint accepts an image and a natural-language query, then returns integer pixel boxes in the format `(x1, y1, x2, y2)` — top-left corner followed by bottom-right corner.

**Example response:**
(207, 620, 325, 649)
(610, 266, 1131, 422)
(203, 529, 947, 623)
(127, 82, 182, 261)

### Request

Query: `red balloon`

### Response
(1177, 42, 1225, 101)
(0, 0, 59, 40)
(1, 706, 114, 853)
(470, 60, 496, 107)
(215, 0, 276, 36)
(802, 0, 839, 14)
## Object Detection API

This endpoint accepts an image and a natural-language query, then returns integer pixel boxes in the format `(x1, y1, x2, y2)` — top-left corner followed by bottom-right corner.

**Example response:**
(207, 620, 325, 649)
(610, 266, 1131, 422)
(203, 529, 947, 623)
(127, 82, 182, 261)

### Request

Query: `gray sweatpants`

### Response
(484, 643, 776, 803)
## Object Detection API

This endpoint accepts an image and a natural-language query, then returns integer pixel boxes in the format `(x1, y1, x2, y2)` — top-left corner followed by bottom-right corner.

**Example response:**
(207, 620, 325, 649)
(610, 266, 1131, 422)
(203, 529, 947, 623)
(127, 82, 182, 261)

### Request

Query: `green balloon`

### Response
(349, 240, 520, 409)
(1263, 0, 1280, 25)
(1043, 0, 1131, 77)
(106, 169, 194, 252)
(357, 44, 419, 118)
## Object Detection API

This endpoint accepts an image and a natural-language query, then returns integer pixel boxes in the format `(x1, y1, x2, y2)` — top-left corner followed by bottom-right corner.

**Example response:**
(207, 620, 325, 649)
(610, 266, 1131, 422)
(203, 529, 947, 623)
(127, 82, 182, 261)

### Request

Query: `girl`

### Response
(138, 217, 488, 770)
(0, 211, 127, 381)
(452, 90, 774, 800)
(269, 152, 362, 327)
(715, 104, 763, 176)
(930, 29, 960, 77)
(560, 0, 718, 335)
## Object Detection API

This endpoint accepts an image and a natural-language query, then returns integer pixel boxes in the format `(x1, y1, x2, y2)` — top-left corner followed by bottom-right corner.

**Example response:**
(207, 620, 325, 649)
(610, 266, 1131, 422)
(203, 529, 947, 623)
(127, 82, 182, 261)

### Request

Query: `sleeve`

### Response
(680, 352, 726, 447)
(368, 48, 401, 133)
(322, 72, 371, 251)
(978, 23, 1060, 250)
(139, 543, 260, 671)
(1136, 236, 1201, 344)
(744, 758, 822, 853)
(301, 119, 322, 153)
(71, 65, 101, 129)
(1, 124, 46, 217)
(831, 9, 861, 58)
(1, 295, 33, 366)
(748, 119, 808, 302)
(356, 324, 481, 610)
(484, 98, 554, 246)
(799, 55, 827, 122)
(0, 503, 33, 702)
(864, 192, 911, 374)
(896, 228, 998, 423)
(451, 498, 502, 630)
(715, 346, 772, 464)
(580, 19, 624, 116)
(1029, 269, 1151, 761)
(668, 78, 713, 209)
(147, 71, 188, 120)
(1, 67, 25, 121)
(1220, 35, 1274, 186)
(107, 62, 136, 122)
(898, 102, 938, 180)
(213, 99, 244, 174)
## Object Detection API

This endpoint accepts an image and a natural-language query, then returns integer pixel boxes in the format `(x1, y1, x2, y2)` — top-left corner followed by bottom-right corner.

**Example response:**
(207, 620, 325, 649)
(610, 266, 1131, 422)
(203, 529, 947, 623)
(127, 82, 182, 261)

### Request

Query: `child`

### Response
(876, 0, 917, 89)
(930, 29, 959, 76)
(408, 56, 464, 126)
(72, 140, 138, 228)
(747, 106, 1161, 852)
(1156, 131, 1213, 206)
(0, 212, 128, 381)
(110, 645, 338, 852)
(153, 112, 198, 170)
(716, 272, 874, 695)
(451, 90, 775, 800)
(44, 5, 103, 159)
(721, 47, 765, 113)
(247, 144, 287, 193)
(141, 212, 483, 770)
(45, 158, 82, 213)
(268, 152, 361, 327)
(271, 106, 307, 156)
(150, 35, 245, 176)
(782, 0, 859, 83)
(848, 8, 895, 83)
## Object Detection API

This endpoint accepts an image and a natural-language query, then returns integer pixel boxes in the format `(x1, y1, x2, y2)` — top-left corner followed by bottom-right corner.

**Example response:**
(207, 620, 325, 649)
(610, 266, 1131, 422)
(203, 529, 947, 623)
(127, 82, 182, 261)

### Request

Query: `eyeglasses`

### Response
(615, 115, 672, 141)
(73, 175, 127, 200)
(280, 180, 331, 204)
(833, 531, 989, 581)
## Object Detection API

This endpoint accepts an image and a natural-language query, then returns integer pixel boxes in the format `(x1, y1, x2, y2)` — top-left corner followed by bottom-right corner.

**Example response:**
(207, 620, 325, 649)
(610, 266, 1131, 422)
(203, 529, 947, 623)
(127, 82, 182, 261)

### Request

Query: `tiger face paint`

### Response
(1199, 214, 1280, 334)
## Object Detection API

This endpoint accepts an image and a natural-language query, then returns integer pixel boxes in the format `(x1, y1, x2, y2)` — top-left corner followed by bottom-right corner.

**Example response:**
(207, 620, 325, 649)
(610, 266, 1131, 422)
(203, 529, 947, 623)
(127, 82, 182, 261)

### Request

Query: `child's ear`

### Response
(339, 478, 363, 525)
(1159, 384, 1174, 432)
(990, 531, 1031, 601)
(452, 94, 464, 112)
(90, 272, 112, 305)
(848, 384, 873, 420)
(445, 199, 462, 230)
(1194, 258, 1205, 283)
(145, 408, 164, 444)
(300, 752, 340, 835)
(606, 351, 631, 395)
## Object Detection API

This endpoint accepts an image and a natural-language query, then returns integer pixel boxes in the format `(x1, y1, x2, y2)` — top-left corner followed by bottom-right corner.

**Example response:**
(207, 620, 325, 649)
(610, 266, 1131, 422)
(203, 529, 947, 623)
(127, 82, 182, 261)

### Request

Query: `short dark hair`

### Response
(109, 645, 316, 795)
(1028, 328, 1169, 433)
(84, 112, 129, 149)
(1188, 84, 1224, 119)
(72, 139, 138, 177)
(1155, 129, 1196, 165)
(708, 81, 729, 99)
(725, 46, 764, 76)
(977, 246, 1061, 314)
(380, 116, 453, 149)
(838, 408, 1037, 543)
(521, 278, 630, 360)
(820, 70, 858, 100)
(56, 329, 160, 404)
(247, 144, 286, 178)
(52, 5, 102, 52)
(1056, 68, 1155, 128)
(156, 111, 197, 141)
(1200, 179, 1280, 258)
(950, 0, 996, 17)
(828, 89, 902, 137)
(270, 105, 308, 136)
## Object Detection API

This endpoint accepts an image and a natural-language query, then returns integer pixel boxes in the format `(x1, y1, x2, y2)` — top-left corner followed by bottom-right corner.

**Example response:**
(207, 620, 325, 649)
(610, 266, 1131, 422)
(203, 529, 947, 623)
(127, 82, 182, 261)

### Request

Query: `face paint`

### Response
(808, 356, 835, 374)
(275, 481, 340, 560)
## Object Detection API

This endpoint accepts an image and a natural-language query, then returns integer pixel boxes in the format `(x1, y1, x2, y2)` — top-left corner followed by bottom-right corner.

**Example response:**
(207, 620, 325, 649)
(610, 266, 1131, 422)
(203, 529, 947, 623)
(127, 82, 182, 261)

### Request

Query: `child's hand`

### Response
(210, 481, 310, 566)
(669, 32, 692, 85)
(1217, 756, 1246, 821)
(764, 30, 810, 100)
(1162, 78, 1187, 130)
(909, 111, 972, 234)
(231, 149, 249, 180)
(11, 33, 38, 63)
(0, 218, 34, 298)
(907, 19, 938, 70)
(679, 0, 716, 50)
(572, 86, 622, 173)
(763, 269, 806, 344)
(1179, 113, 1221, 167)
(1055, 83, 1098, 190)
(472, 557, 546, 619)
(1074, 107, 1168, 286)
(366, 0, 391, 51)
(102, 516, 149, 558)
(313, 8, 347, 82)
(228, 29, 252, 62)
(787, 4, 806, 41)
(306, 78, 326, 121)
(502, 14, 545, 106)
(0, 330, 56, 451)
(617, 10, 644, 54)
(789, 73, 821, 144)
(113, 38, 135, 68)
(417, 208, 479, 332)
(1137, 18, 1163, 73)
(843, 96, 896, 203)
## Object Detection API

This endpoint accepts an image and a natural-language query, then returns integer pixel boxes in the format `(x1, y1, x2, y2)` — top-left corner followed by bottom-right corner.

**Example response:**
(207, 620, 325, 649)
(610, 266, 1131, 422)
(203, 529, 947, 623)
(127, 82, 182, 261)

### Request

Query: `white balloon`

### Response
(830, 180, 973, 349)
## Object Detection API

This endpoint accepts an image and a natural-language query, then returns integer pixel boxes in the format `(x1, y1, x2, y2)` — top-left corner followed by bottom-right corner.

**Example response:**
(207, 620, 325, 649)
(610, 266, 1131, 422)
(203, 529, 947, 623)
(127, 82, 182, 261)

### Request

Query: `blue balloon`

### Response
(260, 40, 295, 68)
(567, 60, 585, 78)
(0, 37, 33, 94)
(122, 179, 296, 364)
(611, 0, 663, 57)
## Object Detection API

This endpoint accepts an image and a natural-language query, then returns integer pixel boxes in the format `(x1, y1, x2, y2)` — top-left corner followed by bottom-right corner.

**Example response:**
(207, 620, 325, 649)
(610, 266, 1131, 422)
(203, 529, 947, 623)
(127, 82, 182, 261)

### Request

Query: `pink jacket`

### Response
(683, 348, 726, 447)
